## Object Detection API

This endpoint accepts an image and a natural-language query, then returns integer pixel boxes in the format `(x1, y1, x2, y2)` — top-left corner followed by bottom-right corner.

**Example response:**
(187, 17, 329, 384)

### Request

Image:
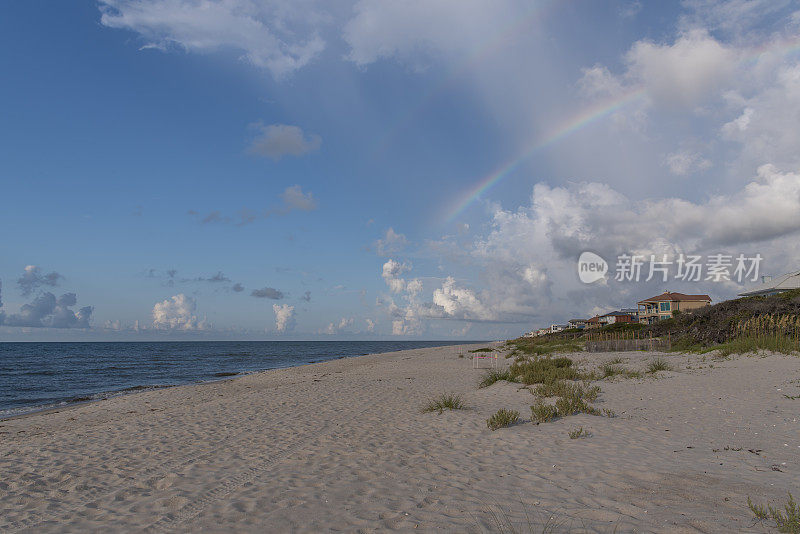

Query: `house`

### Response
(586, 315, 602, 328)
(598, 310, 637, 325)
(738, 271, 800, 297)
(637, 291, 711, 324)
(550, 324, 568, 334)
(568, 318, 588, 329)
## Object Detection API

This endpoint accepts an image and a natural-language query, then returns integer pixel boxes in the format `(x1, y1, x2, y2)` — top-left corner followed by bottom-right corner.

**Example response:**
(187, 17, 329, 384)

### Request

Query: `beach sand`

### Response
(1, 344, 798, 532)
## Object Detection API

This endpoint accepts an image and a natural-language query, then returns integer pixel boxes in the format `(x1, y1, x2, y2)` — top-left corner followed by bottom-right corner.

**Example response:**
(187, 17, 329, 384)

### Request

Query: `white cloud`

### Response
(431, 276, 497, 321)
(248, 123, 321, 160)
(98, 0, 326, 78)
(664, 149, 712, 176)
(280, 185, 318, 211)
(152, 294, 209, 330)
(398, 165, 800, 327)
(381, 259, 411, 293)
(365, 318, 375, 331)
(273, 303, 296, 332)
(625, 29, 737, 108)
(374, 227, 408, 256)
(322, 316, 353, 334)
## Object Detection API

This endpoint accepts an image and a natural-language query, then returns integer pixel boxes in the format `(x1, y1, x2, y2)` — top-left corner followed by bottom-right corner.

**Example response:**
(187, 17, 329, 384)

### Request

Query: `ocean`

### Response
(0, 341, 475, 418)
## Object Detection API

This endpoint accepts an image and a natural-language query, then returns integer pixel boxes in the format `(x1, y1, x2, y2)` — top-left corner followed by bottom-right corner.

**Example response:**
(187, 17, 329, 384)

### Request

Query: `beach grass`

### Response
(568, 427, 590, 439)
(748, 493, 800, 533)
(530, 401, 558, 423)
(646, 358, 672, 373)
(509, 356, 585, 385)
(479, 369, 513, 388)
(487, 408, 520, 431)
(422, 393, 465, 414)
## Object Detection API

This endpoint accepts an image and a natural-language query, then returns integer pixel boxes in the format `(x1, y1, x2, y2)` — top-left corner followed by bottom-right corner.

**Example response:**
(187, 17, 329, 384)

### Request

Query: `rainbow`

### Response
(445, 87, 646, 222)
(444, 33, 800, 224)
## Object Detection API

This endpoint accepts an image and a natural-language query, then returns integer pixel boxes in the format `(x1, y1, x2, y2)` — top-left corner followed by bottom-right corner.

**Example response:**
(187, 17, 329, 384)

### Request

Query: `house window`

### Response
(660, 315, 670, 321)
(659, 302, 671, 312)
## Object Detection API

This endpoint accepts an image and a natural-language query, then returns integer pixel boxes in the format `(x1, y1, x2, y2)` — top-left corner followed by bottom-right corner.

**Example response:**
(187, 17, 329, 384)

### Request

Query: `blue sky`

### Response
(2, 0, 800, 340)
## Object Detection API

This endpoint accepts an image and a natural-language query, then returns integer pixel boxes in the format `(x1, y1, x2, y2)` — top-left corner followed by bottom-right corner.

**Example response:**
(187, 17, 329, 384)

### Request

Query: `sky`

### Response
(1, 0, 800, 340)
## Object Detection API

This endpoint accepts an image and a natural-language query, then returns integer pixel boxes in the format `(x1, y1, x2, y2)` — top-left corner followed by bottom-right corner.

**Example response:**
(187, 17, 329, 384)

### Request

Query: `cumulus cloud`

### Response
(152, 293, 209, 330)
(232, 282, 245, 292)
(381, 259, 411, 293)
(251, 287, 284, 299)
(323, 316, 354, 334)
(273, 303, 296, 332)
(2, 292, 93, 329)
(365, 317, 375, 332)
(382, 163, 800, 331)
(18, 265, 62, 296)
(248, 123, 322, 160)
(625, 29, 738, 108)
(374, 227, 409, 256)
(98, 0, 326, 78)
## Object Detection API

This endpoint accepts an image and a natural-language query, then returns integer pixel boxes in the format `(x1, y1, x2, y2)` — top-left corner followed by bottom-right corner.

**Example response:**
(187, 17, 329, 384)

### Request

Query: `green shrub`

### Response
(530, 401, 558, 423)
(487, 409, 520, 431)
(508, 356, 584, 385)
(555, 394, 600, 417)
(748, 493, 800, 533)
(479, 369, 512, 388)
(568, 427, 590, 439)
(470, 347, 494, 353)
(422, 393, 465, 414)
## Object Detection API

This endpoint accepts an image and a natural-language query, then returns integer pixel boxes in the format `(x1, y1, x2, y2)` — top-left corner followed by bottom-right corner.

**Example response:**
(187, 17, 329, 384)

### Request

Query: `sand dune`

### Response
(1, 344, 798, 532)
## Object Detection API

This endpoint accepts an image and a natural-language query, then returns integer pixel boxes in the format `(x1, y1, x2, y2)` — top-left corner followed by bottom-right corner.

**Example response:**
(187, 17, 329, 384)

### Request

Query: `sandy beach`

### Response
(1, 344, 799, 532)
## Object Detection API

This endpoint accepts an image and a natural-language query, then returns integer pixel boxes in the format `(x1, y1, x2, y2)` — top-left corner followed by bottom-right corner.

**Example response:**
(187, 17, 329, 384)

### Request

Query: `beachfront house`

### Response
(637, 291, 711, 324)
(598, 310, 637, 325)
(550, 324, 568, 334)
(738, 271, 800, 297)
(568, 318, 588, 329)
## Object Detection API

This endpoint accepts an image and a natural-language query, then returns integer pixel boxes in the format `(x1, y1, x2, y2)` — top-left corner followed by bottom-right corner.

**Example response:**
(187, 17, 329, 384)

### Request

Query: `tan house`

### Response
(637, 291, 711, 324)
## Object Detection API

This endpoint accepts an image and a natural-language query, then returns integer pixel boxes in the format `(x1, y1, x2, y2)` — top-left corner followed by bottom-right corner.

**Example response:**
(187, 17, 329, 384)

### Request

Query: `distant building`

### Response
(586, 315, 602, 328)
(550, 324, 567, 334)
(598, 310, 637, 325)
(637, 291, 711, 324)
(738, 271, 800, 297)
(568, 318, 588, 329)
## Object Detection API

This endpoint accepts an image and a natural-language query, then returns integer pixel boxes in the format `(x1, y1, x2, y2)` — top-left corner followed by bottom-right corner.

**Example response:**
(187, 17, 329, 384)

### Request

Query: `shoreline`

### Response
(2, 344, 797, 532)
(0, 341, 490, 422)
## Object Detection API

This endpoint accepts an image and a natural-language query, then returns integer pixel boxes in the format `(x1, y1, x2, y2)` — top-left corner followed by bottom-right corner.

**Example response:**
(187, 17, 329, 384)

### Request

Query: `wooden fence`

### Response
(584, 331, 671, 352)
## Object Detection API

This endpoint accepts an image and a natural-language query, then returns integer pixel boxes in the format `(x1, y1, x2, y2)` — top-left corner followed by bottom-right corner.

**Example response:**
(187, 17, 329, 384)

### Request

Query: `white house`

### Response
(739, 271, 800, 297)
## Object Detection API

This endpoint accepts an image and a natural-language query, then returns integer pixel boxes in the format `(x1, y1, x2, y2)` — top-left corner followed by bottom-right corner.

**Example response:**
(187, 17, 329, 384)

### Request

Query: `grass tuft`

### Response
(470, 347, 494, 353)
(568, 427, 590, 439)
(479, 369, 512, 388)
(487, 408, 520, 431)
(422, 392, 465, 414)
(646, 358, 673, 373)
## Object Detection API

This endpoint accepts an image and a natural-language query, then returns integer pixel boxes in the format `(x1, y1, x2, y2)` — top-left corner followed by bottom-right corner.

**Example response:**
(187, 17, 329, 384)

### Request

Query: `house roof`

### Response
(738, 271, 800, 297)
(568, 318, 587, 323)
(638, 291, 712, 304)
(600, 310, 635, 317)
